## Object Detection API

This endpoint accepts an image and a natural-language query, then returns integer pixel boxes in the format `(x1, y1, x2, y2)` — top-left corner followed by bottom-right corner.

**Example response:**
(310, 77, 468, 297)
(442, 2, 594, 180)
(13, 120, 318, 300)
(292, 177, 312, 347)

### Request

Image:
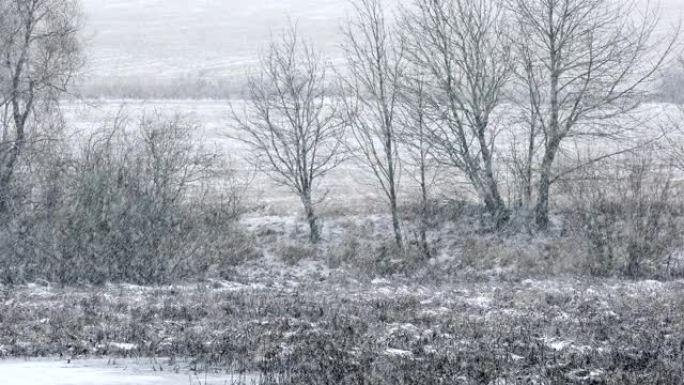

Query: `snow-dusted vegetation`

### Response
(2, 272, 684, 384)
(1, 0, 684, 384)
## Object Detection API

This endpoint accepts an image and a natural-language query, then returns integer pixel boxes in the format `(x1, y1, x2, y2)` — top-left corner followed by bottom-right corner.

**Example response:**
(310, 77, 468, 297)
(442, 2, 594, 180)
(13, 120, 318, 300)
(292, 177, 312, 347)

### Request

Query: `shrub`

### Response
(327, 231, 425, 277)
(275, 241, 317, 266)
(559, 151, 683, 278)
(0, 114, 255, 285)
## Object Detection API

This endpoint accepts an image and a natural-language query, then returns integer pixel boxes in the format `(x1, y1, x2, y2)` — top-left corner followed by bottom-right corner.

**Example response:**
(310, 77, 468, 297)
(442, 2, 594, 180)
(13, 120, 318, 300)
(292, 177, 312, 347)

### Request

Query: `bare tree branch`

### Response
(230, 24, 345, 243)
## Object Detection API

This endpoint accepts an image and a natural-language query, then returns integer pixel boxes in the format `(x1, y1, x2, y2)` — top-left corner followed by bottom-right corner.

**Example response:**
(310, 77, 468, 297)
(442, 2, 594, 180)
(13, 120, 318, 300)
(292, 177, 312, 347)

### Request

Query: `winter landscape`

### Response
(1, 0, 684, 384)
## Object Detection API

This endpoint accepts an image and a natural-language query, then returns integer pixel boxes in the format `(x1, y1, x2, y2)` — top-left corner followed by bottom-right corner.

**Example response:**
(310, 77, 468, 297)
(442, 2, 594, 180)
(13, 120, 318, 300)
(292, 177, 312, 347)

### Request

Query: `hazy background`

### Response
(80, 0, 682, 95)
(80, 0, 363, 90)
(66, 0, 684, 210)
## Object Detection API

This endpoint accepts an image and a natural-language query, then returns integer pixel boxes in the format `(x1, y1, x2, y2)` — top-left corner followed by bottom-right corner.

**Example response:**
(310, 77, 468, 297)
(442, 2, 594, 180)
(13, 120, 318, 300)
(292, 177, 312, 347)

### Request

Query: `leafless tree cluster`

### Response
(508, 0, 675, 229)
(240, 0, 674, 247)
(400, 0, 513, 229)
(0, 0, 83, 213)
(0, 0, 679, 285)
(341, 0, 406, 248)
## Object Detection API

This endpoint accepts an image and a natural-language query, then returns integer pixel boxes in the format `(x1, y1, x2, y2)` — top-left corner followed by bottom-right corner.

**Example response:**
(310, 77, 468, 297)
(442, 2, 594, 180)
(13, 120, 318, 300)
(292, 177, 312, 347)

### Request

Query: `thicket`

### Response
(0, 115, 255, 285)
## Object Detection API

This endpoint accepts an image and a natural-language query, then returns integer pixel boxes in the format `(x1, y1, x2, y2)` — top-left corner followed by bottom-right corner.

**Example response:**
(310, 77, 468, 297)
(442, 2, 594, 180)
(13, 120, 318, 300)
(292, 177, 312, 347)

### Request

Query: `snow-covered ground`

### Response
(2, 276, 684, 384)
(79, 0, 396, 82)
(0, 358, 256, 385)
(78, 0, 681, 89)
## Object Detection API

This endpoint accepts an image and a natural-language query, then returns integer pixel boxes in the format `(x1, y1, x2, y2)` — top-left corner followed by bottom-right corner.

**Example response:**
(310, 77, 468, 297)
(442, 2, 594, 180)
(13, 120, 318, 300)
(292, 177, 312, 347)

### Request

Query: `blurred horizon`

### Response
(80, 0, 681, 97)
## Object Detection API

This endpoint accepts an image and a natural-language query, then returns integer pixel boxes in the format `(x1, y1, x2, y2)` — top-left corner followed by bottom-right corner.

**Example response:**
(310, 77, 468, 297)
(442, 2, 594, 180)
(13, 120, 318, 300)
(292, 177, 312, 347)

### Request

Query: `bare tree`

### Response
(509, 0, 677, 230)
(400, 0, 513, 228)
(341, 0, 405, 248)
(0, 0, 82, 214)
(398, 74, 438, 258)
(231, 25, 344, 244)
(505, 112, 540, 215)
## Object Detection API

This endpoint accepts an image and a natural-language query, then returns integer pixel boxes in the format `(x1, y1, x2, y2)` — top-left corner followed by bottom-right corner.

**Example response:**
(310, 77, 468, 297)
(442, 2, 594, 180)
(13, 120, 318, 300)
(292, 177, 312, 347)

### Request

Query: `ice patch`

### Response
(0, 358, 258, 385)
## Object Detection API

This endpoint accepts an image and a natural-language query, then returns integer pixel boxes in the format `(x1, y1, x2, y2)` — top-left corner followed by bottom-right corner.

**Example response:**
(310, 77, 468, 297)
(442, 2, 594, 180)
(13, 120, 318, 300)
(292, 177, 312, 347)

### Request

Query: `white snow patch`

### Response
(419, 306, 451, 318)
(386, 323, 420, 338)
(109, 342, 138, 351)
(637, 280, 664, 291)
(465, 296, 492, 309)
(371, 278, 391, 286)
(542, 337, 574, 351)
(385, 348, 413, 357)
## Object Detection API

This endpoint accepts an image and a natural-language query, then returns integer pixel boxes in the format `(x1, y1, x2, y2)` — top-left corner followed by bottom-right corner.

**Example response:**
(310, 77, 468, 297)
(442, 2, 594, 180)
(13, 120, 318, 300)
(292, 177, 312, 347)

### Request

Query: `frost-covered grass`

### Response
(1, 270, 684, 384)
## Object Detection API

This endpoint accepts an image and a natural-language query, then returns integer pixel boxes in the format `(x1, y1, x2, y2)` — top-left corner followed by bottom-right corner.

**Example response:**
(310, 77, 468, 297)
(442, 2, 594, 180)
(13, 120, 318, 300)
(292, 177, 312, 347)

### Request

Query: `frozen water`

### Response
(0, 359, 257, 385)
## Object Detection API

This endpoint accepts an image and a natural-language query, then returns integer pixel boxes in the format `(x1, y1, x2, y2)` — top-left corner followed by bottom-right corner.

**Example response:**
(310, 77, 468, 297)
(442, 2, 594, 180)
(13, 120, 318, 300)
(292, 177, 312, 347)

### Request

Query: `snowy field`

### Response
(78, 0, 682, 94)
(1, 266, 684, 384)
(60, 99, 682, 215)
(79, 0, 396, 82)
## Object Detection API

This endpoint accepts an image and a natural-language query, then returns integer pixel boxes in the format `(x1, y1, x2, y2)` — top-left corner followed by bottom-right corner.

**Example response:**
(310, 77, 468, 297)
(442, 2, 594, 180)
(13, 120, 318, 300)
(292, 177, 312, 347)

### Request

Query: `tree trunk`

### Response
(484, 173, 509, 229)
(534, 141, 560, 230)
(419, 163, 430, 259)
(0, 140, 22, 215)
(474, 164, 509, 229)
(482, 191, 509, 230)
(385, 123, 403, 249)
(465, 169, 509, 230)
(524, 120, 536, 208)
(477, 121, 509, 229)
(536, 50, 561, 230)
(302, 192, 320, 244)
(0, 58, 32, 216)
(389, 185, 403, 250)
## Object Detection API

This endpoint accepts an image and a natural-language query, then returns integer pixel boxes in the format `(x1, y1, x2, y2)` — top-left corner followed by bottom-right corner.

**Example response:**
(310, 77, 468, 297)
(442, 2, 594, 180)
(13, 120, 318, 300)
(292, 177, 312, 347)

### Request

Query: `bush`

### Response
(327, 227, 426, 277)
(0, 114, 255, 285)
(559, 151, 683, 278)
